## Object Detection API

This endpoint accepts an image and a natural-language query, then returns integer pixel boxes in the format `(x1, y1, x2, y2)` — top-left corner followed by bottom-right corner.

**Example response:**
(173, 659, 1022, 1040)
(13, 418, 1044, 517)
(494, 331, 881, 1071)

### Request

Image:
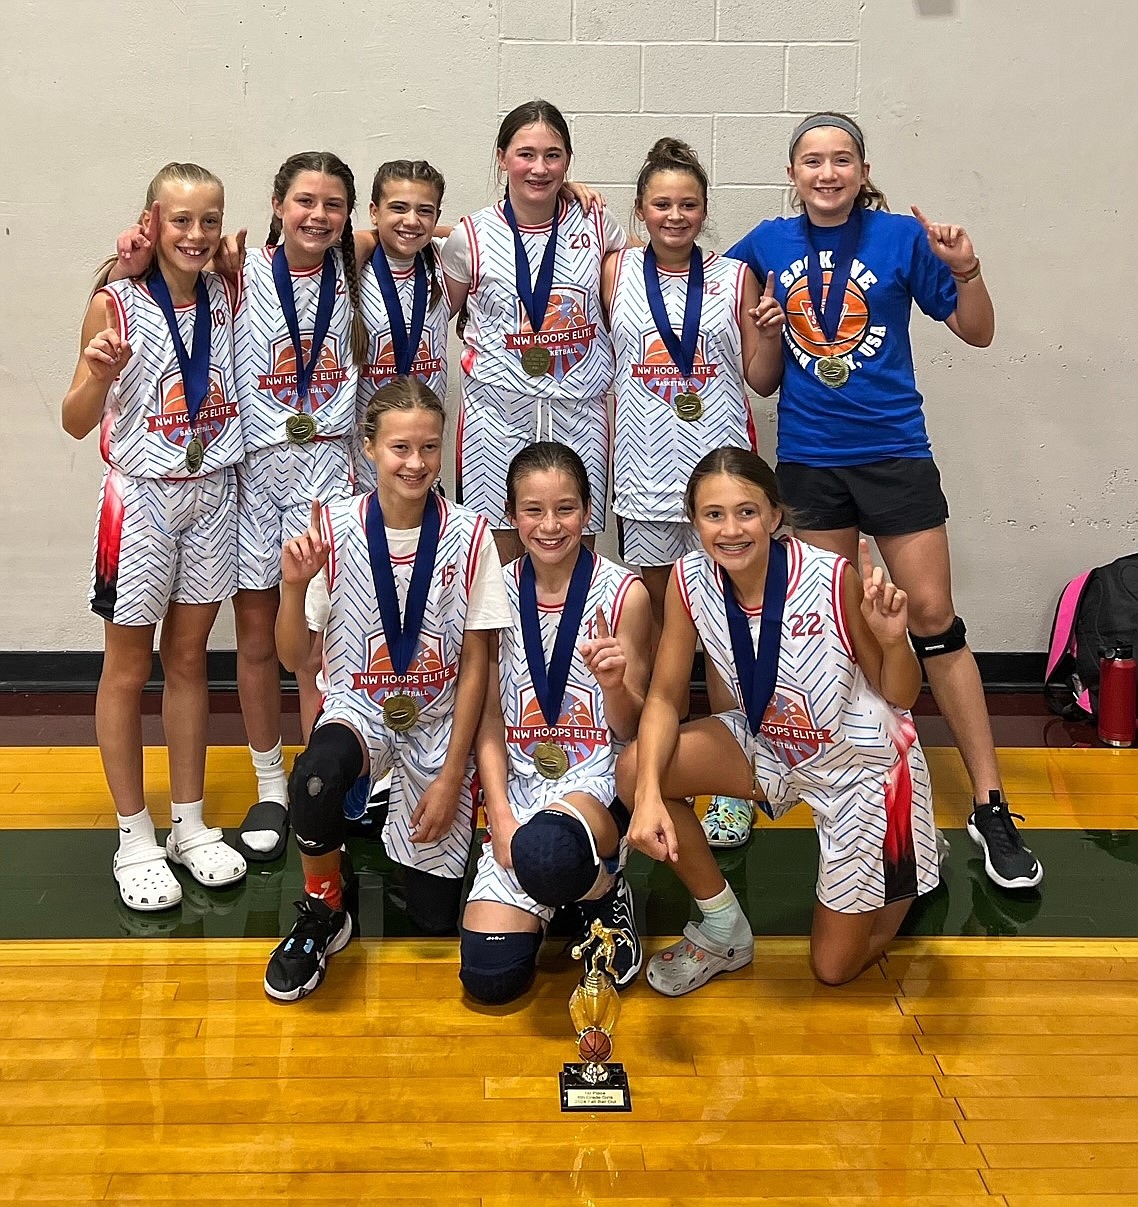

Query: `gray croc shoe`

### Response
(646, 921, 754, 997)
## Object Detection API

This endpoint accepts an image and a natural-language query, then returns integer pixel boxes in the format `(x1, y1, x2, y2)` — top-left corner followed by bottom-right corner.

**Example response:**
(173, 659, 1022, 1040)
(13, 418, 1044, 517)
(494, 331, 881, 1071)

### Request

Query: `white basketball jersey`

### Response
(610, 248, 753, 521)
(320, 493, 490, 724)
(498, 553, 640, 785)
(234, 245, 358, 452)
(459, 200, 618, 413)
(676, 538, 913, 803)
(99, 274, 242, 479)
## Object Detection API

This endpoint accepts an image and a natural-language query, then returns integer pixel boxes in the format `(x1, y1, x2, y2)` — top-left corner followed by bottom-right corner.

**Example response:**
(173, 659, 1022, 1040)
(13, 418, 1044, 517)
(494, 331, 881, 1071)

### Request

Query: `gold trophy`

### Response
(559, 919, 633, 1112)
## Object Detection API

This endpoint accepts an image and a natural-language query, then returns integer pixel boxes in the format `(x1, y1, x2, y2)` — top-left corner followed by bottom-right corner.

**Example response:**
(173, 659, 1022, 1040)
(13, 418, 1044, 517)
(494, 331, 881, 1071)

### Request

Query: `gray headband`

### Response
(789, 114, 865, 161)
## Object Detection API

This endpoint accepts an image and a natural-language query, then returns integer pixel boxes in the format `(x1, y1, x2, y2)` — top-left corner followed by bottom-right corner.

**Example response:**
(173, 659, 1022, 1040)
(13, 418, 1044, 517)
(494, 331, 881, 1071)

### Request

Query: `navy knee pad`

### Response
(511, 809, 602, 908)
(403, 865, 463, 935)
(910, 615, 967, 661)
(459, 928, 541, 1004)
(288, 723, 364, 856)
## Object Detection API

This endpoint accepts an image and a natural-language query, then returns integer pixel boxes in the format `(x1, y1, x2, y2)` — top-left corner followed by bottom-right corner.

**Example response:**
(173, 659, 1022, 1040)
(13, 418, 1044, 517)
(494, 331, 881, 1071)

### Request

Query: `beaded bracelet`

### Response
(952, 259, 982, 283)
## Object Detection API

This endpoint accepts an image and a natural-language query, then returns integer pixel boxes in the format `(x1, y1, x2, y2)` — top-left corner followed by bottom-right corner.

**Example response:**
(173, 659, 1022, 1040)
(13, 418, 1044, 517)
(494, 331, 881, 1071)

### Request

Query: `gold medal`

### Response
(184, 435, 205, 473)
(533, 741, 570, 780)
(674, 391, 704, 422)
(382, 693, 420, 733)
(521, 345, 551, 377)
(285, 412, 318, 445)
(815, 355, 850, 388)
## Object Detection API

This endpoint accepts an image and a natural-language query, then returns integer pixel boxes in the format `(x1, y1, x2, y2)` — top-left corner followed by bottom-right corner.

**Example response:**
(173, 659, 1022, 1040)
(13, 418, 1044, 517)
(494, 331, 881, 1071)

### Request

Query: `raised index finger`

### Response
(309, 498, 322, 534)
(858, 537, 875, 583)
(763, 270, 776, 299)
(104, 297, 119, 336)
(594, 605, 610, 640)
(143, 201, 161, 243)
(910, 204, 931, 232)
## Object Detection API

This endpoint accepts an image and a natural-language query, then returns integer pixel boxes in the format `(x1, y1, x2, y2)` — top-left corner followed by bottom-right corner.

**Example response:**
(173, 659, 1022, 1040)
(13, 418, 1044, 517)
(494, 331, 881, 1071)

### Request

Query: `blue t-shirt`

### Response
(726, 210, 957, 466)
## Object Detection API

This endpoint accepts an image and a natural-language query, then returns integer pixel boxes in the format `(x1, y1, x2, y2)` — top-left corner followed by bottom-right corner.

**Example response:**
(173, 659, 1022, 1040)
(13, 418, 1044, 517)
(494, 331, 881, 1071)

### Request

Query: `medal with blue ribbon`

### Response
(371, 245, 428, 377)
(365, 490, 441, 732)
(148, 270, 212, 473)
(802, 207, 862, 387)
(519, 546, 594, 778)
(272, 246, 337, 441)
(503, 192, 560, 376)
(643, 245, 705, 420)
(722, 538, 789, 738)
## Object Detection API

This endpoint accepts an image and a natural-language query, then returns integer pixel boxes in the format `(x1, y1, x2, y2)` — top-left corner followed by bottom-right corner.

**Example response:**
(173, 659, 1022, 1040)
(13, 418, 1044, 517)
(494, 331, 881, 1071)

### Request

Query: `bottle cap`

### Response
(1101, 644, 1133, 660)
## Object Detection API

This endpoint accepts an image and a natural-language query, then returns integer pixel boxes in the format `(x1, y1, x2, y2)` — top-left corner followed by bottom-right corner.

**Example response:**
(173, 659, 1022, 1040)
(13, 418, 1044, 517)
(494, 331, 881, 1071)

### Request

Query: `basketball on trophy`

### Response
(577, 1027, 613, 1064)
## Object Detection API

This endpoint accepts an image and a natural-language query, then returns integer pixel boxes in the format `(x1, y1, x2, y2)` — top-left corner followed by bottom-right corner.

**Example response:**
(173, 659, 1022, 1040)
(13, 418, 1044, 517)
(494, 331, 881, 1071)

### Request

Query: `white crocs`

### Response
(113, 845, 183, 912)
(646, 922, 754, 997)
(165, 828, 247, 887)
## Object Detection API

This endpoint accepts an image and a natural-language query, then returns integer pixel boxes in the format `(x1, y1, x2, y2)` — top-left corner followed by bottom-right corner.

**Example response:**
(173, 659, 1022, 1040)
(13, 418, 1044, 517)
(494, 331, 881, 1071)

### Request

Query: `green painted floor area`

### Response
(1, 827, 1134, 942)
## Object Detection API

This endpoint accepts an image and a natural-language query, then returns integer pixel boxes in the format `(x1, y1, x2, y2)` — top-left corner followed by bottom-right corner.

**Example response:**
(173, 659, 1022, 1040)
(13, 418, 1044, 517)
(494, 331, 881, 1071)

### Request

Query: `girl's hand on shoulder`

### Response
(858, 538, 909, 645)
(211, 229, 247, 282)
(747, 271, 785, 341)
(281, 500, 329, 584)
(83, 298, 132, 384)
(561, 180, 606, 214)
(578, 606, 627, 691)
(911, 205, 977, 275)
(629, 795, 679, 864)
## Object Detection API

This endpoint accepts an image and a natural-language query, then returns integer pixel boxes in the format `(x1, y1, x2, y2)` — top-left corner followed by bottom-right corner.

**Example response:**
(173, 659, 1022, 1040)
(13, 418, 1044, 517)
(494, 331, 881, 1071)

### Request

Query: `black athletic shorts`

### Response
(776, 457, 950, 536)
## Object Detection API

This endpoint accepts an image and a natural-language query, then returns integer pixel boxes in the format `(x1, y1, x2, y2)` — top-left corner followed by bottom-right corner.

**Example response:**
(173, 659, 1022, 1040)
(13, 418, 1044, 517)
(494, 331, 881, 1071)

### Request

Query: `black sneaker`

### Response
(576, 872, 643, 990)
(967, 792, 1043, 890)
(264, 895, 353, 1002)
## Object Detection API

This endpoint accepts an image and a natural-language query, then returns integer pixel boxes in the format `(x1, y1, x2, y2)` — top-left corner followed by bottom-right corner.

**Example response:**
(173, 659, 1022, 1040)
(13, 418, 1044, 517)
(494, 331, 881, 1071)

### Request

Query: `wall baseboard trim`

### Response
(0, 650, 1047, 695)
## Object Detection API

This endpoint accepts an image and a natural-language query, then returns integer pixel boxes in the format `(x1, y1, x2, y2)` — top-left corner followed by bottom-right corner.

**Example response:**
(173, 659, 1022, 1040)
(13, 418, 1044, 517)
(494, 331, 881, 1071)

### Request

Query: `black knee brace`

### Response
(608, 795, 631, 838)
(910, 615, 967, 661)
(403, 865, 464, 935)
(288, 723, 364, 856)
(458, 928, 542, 1004)
(512, 809, 602, 908)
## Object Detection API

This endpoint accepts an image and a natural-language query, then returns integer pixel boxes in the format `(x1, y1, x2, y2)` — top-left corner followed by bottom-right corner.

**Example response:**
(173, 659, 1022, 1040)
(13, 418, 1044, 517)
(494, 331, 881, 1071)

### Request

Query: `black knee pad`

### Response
(288, 724, 364, 856)
(909, 615, 967, 661)
(512, 809, 603, 908)
(608, 796, 631, 839)
(403, 865, 463, 935)
(459, 928, 541, 1004)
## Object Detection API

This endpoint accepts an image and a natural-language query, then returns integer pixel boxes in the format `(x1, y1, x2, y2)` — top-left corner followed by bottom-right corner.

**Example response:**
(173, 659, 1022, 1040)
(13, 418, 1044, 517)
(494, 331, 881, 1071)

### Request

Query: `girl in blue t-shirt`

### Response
(721, 111, 1042, 893)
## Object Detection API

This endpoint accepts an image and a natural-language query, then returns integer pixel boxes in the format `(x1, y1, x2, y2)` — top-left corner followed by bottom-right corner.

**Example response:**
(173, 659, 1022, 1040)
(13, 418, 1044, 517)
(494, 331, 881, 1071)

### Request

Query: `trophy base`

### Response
(559, 1063, 632, 1112)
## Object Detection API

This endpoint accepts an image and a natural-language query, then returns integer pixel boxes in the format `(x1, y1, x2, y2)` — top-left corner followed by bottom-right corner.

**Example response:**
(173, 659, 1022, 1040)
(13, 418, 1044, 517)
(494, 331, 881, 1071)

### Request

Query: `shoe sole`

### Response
(966, 821, 1044, 890)
(263, 914, 354, 1003)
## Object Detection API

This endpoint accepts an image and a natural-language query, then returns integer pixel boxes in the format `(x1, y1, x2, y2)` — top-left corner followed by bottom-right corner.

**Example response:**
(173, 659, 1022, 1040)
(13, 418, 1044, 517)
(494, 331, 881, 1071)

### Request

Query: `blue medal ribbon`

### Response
(147, 271, 211, 430)
(642, 245, 704, 378)
(519, 546, 594, 726)
(503, 192, 560, 336)
(802, 207, 862, 346)
(722, 539, 789, 736)
(365, 490, 441, 678)
(371, 246, 428, 377)
(271, 246, 337, 407)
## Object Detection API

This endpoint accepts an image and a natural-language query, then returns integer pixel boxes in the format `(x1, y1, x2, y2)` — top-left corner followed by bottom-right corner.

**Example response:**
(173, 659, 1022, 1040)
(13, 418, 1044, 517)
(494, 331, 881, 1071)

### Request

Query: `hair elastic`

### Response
(789, 114, 866, 161)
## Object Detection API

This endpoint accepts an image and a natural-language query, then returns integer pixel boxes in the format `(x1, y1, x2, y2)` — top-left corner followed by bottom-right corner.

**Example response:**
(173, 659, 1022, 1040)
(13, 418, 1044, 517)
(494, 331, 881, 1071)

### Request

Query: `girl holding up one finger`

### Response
(722, 113, 1040, 892)
(618, 448, 939, 995)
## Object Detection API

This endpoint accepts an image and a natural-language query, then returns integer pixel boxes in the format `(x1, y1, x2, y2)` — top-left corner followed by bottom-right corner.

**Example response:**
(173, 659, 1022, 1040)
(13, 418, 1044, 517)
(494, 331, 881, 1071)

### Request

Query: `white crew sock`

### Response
(170, 799, 207, 845)
(250, 742, 288, 806)
(116, 810, 158, 859)
(694, 882, 750, 948)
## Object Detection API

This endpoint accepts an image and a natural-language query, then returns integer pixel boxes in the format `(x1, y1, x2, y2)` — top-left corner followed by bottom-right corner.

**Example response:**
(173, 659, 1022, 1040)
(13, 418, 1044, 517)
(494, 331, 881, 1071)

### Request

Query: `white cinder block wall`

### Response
(3, 1, 1134, 656)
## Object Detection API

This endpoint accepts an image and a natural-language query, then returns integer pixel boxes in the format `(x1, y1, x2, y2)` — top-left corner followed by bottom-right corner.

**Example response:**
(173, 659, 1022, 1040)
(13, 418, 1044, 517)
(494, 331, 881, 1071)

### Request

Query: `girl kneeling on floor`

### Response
(619, 447, 940, 993)
(264, 376, 511, 1002)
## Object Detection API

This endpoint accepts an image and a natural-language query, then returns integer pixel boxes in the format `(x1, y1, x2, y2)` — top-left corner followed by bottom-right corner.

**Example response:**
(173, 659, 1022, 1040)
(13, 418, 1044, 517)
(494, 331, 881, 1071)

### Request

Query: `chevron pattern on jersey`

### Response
(610, 248, 752, 521)
(617, 517, 700, 570)
(235, 247, 358, 452)
(100, 275, 242, 479)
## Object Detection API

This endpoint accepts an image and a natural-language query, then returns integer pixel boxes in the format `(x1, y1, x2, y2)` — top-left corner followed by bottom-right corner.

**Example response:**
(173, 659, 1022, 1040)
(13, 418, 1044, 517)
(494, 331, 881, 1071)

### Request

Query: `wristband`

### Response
(951, 259, 982, 283)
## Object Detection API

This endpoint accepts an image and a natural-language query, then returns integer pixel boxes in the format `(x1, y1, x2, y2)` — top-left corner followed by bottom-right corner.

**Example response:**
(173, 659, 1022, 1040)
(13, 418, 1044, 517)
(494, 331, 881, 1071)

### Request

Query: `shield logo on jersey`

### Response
(632, 333, 718, 404)
(511, 680, 608, 768)
(150, 367, 235, 448)
(760, 686, 832, 769)
(364, 329, 446, 385)
(509, 286, 597, 381)
(262, 333, 347, 411)
(783, 271, 871, 364)
(351, 630, 453, 710)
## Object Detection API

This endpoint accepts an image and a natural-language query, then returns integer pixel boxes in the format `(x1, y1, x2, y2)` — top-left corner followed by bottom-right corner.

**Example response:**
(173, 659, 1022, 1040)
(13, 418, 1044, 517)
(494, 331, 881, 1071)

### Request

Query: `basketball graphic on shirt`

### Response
(760, 686, 833, 769)
(266, 333, 345, 410)
(635, 334, 716, 405)
(514, 681, 606, 766)
(353, 631, 450, 710)
(514, 286, 596, 381)
(365, 330, 444, 385)
(784, 273, 869, 356)
(152, 368, 231, 449)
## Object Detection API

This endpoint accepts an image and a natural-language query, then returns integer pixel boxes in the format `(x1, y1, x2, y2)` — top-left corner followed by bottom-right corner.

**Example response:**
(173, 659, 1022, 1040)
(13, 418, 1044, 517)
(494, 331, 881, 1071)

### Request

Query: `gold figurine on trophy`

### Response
(559, 919, 633, 1111)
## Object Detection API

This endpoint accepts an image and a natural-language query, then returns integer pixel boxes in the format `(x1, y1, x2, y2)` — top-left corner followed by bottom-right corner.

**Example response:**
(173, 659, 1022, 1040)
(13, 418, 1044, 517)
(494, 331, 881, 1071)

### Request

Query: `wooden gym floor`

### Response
(0, 697, 1134, 1204)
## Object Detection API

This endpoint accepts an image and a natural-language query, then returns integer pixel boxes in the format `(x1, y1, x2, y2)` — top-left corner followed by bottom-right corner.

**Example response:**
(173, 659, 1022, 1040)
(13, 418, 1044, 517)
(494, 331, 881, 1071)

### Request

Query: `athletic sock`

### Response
(694, 882, 749, 948)
(170, 800, 207, 845)
(305, 871, 343, 911)
(116, 810, 158, 859)
(250, 742, 288, 806)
